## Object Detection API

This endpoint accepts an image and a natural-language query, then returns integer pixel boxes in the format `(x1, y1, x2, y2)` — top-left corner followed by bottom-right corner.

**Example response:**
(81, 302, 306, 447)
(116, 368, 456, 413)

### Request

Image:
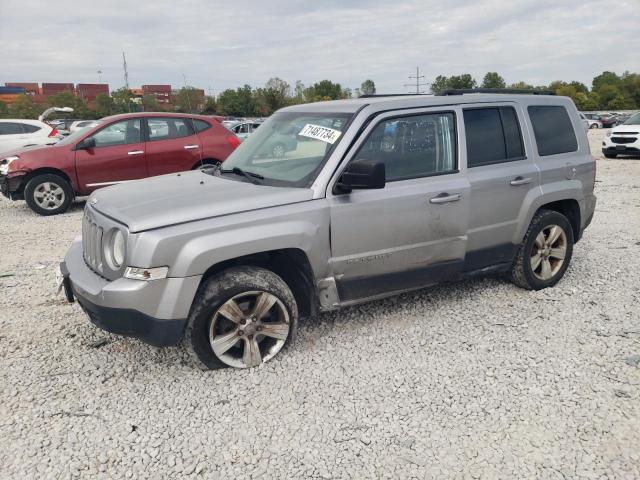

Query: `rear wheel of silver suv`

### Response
(184, 266, 298, 369)
(510, 209, 574, 290)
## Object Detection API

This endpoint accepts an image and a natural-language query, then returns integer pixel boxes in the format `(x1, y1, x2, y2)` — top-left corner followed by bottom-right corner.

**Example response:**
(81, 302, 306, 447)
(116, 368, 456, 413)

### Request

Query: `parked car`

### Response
(597, 113, 619, 128)
(0, 119, 60, 155)
(227, 121, 263, 142)
(579, 113, 601, 129)
(601, 111, 640, 158)
(69, 120, 101, 133)
(60, 92, 596, 369)
(0, 112, 240, 215)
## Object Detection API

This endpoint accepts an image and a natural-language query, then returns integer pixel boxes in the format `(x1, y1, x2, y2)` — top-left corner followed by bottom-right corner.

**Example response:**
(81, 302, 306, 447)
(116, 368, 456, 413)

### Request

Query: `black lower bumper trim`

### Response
(60, 261, 187, 347)
(602, 146, 639, 154)
(75, 295, 187, 347)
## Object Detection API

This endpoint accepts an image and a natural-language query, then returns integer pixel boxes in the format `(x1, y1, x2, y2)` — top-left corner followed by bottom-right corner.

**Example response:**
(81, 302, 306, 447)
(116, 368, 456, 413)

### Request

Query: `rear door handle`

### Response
(510, 176, 532, 186)
(429, 193, 461, 204)
(127, 150, 144, 156)
(184, 144, 199, 150)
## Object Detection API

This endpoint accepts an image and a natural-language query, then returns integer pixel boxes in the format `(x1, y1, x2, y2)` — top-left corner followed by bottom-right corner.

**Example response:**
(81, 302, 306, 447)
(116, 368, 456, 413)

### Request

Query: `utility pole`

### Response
(404, 66, 428, 94)
(182, 73, 193, 113)
(97, 70, 102, 83)
(122, 52, 130, 112)
(122, 52, 129, 89)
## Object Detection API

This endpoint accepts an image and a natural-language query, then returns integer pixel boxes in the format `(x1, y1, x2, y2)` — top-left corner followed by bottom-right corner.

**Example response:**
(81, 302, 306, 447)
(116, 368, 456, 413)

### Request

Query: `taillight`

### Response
(49, 128, 59, 137)
(226, 136, 241, 149)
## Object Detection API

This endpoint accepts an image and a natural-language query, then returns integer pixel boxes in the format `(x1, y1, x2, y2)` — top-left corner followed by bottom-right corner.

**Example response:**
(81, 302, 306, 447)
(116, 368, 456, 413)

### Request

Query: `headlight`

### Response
(0, 156, 19, 175)
(105, 229, 126, 269)
(124, 266, 169, 281)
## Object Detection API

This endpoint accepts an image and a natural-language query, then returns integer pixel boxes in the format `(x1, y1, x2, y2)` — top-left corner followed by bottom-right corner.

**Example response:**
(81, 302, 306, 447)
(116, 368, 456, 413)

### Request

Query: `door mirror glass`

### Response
(336, 160, 385, 193)
(76, 137, 96, 150)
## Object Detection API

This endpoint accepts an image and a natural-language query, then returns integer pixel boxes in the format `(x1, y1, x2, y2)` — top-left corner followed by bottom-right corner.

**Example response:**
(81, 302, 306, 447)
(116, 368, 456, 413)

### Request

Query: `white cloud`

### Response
(0, 0, 638, 93)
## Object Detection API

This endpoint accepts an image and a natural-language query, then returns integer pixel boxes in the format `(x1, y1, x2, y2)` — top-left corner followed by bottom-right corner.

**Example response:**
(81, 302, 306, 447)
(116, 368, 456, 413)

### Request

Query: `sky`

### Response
(1, 0, 639, 95)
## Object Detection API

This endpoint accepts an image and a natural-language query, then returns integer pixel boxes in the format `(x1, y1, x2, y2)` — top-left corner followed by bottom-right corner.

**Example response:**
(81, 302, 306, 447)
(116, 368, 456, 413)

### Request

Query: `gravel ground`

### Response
(1, 128, 639, 479)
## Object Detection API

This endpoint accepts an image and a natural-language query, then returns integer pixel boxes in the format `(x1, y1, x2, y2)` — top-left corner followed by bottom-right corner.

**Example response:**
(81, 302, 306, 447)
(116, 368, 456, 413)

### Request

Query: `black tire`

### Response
(183, 266, 298, 369)
(192, 160, 220, 170)
(589, 123, 598, 129)
(604, 153, 617, 159)
(24, 173, 73, 216)
(510, 209, 574, 290)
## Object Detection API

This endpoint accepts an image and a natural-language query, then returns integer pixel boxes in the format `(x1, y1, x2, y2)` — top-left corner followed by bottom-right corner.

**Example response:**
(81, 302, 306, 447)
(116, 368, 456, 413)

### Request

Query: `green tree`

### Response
(47, 91, 90, 118)
(430, 75, 449, 94)
(361, 79, 376, 96)
(142, 94, 160, 112)
(0, 100, 8, 118)
(481, 72, 506, 89)
(293, 80, 305, 103)
(509, 81, 534, 90)
(111, 87, 135, 113)
(9, 94, 41, 119)
(216, 85, 257, 116)
(304, 80, 343, 101)
(592, 71, 620, 92)
(448, 74, 477, 90)
(94, 93, 113, 118)
(256, 77, 291, 115)
(174, 87, 205, 113)
(202, 96, 218, 114)
(607, 93, 633, 110)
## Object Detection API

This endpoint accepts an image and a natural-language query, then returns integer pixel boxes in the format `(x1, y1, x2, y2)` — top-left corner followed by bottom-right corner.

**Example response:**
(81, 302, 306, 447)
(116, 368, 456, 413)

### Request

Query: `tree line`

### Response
(0, 71, 637, 120)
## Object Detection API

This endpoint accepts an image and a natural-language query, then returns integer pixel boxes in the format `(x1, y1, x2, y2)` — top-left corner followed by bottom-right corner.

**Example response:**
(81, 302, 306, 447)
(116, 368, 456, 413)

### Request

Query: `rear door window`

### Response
(0, 122, 26, 135)
(463, 107, 524, 167)
(21, 124, 42, 133)
(193, 119, 211, 133)
(147, 117, 194, 141)
(528, 106, 578, 156)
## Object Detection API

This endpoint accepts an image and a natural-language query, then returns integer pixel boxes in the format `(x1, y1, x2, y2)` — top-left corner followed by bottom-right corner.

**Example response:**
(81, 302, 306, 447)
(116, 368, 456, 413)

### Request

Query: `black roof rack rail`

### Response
(358, 94, 430, 98)
(437, 88, 555, 96)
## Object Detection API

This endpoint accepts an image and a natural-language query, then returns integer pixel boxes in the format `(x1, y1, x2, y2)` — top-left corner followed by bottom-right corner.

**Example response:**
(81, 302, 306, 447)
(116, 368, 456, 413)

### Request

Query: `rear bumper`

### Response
(62, 239, 201, 346)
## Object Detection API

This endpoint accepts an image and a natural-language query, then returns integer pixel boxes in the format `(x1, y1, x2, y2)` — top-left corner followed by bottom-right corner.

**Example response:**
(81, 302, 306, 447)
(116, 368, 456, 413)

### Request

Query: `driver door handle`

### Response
(127, 150, 144, 156)
(429, 193, 461, 204)
(184, 144, 199, 150)
(510, 176, 532, 186)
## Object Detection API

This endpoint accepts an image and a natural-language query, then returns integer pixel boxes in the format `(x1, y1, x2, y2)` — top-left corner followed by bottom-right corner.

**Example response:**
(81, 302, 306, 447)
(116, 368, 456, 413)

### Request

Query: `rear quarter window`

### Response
(528, 106, 578, 156)
(21, 124, 42, 133)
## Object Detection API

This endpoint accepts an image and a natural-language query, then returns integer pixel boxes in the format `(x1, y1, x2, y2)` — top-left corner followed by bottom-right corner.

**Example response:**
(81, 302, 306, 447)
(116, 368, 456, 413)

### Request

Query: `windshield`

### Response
(218, 111, 353, 187)
(56, 121, 104, 145)
(623, 113, 640, 125)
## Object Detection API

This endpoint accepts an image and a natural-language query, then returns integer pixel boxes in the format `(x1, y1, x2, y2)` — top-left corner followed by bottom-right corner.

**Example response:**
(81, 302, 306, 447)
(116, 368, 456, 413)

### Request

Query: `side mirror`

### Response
(76, 137, 96, 150)
(336, 160, 385, 193)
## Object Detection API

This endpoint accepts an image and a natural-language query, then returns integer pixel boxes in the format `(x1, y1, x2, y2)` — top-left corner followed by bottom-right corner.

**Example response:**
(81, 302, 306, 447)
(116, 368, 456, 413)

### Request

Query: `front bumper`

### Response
(602, 146, 640, 155)
(62, 239, 202, 346)
(0, 173, 25, 200)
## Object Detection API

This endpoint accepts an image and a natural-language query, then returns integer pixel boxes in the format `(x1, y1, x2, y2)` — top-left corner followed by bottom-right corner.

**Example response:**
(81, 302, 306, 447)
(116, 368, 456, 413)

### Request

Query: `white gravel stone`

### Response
(0, 129, 639, 478)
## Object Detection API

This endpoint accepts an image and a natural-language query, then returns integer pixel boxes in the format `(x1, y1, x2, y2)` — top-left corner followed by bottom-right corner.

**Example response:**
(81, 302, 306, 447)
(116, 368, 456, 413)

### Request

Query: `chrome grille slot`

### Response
(82, 210, 104, 274)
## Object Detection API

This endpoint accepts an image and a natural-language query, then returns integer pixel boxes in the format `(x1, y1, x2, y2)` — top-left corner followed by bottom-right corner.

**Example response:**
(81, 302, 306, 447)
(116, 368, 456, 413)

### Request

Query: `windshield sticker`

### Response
(298, 124, 342, 144)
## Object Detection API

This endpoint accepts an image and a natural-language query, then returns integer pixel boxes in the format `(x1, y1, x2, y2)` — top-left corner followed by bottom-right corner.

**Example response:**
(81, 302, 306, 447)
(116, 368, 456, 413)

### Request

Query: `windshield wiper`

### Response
(221, 167, 264, 184)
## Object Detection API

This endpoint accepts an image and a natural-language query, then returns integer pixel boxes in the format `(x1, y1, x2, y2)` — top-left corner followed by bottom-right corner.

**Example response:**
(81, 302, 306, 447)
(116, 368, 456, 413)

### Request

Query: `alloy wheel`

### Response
(33, 182, 65, 210)
(209, 291, 290, 368)
(530, 224, 567, 280)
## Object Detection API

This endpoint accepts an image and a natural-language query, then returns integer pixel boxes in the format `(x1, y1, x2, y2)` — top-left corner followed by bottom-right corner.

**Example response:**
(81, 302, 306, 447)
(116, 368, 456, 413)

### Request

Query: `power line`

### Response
(403, 66, 429, 94)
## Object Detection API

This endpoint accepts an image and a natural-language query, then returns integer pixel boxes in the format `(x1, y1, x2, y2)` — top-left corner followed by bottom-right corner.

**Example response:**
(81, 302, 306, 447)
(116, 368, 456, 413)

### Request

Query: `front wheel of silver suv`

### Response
(183, 266, 298, 369)
(510, 209, 574, 290)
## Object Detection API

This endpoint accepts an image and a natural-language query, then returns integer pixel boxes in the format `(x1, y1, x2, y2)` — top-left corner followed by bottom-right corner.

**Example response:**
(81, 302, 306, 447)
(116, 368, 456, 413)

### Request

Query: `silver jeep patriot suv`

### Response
(61, 91, 596, 369)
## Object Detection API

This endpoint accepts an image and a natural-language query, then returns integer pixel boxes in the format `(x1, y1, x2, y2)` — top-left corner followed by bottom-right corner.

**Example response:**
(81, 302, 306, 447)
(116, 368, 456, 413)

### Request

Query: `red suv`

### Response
(0, 112, 240, 215)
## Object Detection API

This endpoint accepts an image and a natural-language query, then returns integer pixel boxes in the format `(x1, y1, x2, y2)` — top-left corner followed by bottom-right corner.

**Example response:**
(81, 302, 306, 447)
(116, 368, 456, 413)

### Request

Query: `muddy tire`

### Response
(183, 266, 298, 369)
(510, 209, 574, 290)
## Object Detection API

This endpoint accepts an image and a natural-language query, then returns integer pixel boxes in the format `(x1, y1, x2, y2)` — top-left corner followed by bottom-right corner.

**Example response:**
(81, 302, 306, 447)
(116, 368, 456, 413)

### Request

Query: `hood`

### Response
(611, 124, 640, 133)
(91, 170, 314, 232)
(1, 142, 61, 159)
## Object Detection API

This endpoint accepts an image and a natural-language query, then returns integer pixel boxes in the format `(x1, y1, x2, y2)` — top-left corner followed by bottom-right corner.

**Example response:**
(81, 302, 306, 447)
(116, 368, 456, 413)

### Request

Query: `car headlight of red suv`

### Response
(0, 156, 19, 175)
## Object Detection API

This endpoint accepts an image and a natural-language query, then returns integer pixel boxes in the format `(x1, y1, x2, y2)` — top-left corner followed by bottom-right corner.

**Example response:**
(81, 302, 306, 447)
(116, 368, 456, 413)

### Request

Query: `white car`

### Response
(228, 121, 263, 141)
(579, 113, 602, 130)
(601, 112, 640, 158)
(0, 119, 60, 155)
(69, 120, 100, 133)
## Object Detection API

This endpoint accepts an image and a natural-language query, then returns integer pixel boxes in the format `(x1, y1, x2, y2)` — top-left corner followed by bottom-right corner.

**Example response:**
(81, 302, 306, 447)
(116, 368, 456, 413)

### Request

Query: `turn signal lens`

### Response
(124, 266, 169, 281)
